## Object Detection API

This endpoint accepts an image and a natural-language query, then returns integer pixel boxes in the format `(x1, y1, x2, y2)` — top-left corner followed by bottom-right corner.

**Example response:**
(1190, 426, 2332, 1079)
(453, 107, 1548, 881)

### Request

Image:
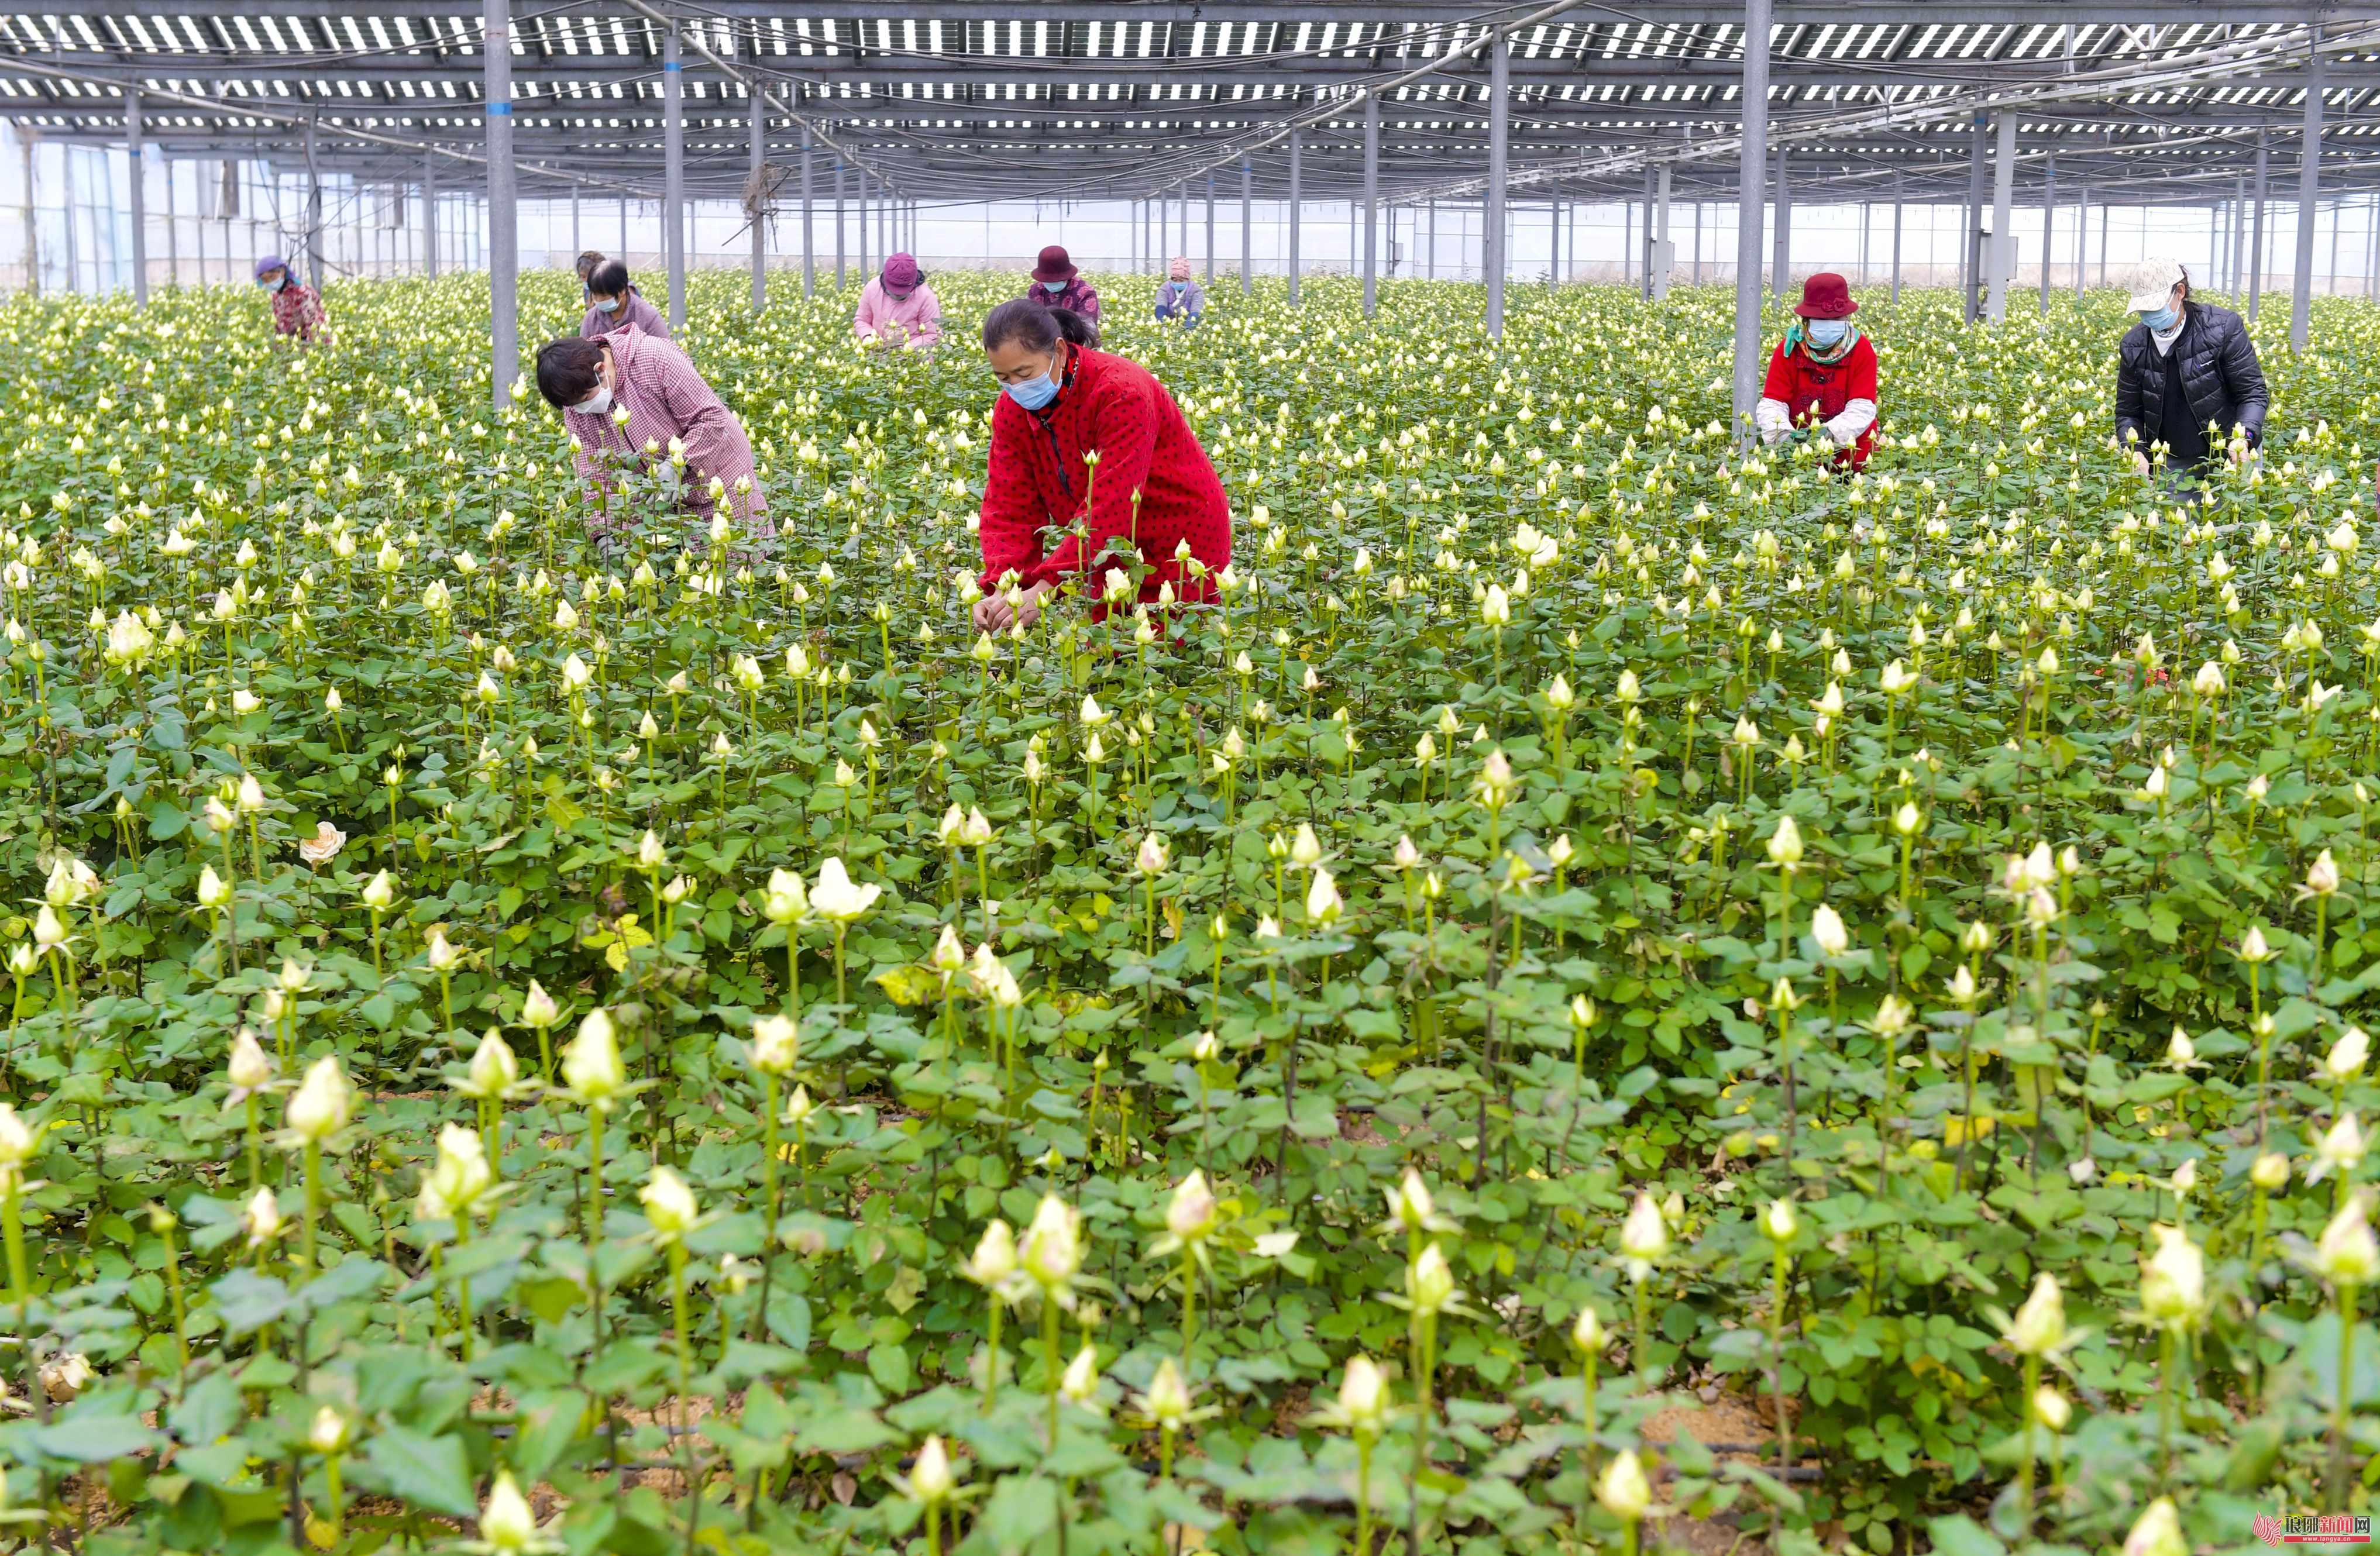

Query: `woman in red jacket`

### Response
(1755, 273, 1878, 470)
(971, 299, 1232, 634)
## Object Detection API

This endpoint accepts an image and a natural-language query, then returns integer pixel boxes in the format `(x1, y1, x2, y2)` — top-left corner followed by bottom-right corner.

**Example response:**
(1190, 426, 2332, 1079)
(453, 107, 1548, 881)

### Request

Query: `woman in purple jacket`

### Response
(579, 257, 670, 341)
(1024, 245, 1100, 323)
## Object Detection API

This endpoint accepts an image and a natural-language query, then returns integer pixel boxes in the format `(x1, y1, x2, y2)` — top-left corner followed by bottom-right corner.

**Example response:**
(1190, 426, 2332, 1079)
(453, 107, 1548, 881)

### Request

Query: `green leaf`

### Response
(29, 1411, 159, 1464)
(207, 1270, 291, 1336)
(359, 1424, 478, 1519)
(872, 965, 943, 1006)
(797, 1408, 896, 1457)
(1928, 1515, 2007, 1556)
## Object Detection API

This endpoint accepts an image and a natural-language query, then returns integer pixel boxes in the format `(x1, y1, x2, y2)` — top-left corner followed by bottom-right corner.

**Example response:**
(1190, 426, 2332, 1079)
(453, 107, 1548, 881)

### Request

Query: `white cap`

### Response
(2126, 258, 2188, 312)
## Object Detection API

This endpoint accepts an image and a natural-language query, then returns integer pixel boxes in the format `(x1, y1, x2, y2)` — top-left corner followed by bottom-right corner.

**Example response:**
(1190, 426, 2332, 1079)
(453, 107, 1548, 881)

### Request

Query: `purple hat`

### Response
(1031, 245, 1077, 284)
(253, 254, 287, 280)
(882, 252, 922, 291)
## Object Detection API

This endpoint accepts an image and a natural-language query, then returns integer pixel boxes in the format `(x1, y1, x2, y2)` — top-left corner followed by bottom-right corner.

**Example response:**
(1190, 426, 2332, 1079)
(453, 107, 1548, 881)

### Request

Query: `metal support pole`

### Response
(1427, 197, 1436, 281)
(424, 149, 437, 279)
(1963, 114, 1987, 322)
(125, 86, 146, 306)
(1240, 158, 1252, 294)
(304, 116, 324, 291)
(2369, 191, 2379, 302)
(1731, 0, 1771, 443)
(20, 132, 36, 297)
(1770, 144, 1790, 302)
(2039, 150, 2055, 314)
(2232, 174, 2249, 298)
(1640, 166, 1655, 299)
(1890, 173, 1903, 305)
(1288, 131, 1302, 306)
(749, 81, 766, 312)
(1484, 24, 1509, 339)
(2075, 183, 2087, 300)
(1205, 173, 1215, 285)
(663, 19, 684, 331)
(801, 128, 814, 301)
(1986, 109, 2016, 322)
(1363, 93, 1379, 317)
(834, 162, 845, 288)
(2251, 126, 2268, 322)
(485, 0, 515, 412)
(164, 147, 177, 287)
(2293, 23, 2324, 353)
(1652, 165, 1673, 300)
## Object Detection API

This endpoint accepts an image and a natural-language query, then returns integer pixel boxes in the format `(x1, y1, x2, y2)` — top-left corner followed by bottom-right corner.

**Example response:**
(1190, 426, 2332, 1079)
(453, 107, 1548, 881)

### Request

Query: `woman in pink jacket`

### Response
(852, 253, 941, 350)
(534, 328, 769, 544)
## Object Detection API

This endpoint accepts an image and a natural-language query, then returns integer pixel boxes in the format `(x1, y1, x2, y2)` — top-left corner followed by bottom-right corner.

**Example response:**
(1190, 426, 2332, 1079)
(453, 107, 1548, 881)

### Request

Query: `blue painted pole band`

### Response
(486, 102, 511, 115)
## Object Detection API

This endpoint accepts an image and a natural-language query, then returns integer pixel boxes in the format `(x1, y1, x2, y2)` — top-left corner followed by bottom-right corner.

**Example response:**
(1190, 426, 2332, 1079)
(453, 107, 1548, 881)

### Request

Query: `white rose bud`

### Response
(285, 1056, 352, 1142)
(1597, 1449, 1652, 1522)
(2006, 1272, 2066, 1357)
(639, 1165, 700, 1242)
(1165, 1170, 1217, 1244)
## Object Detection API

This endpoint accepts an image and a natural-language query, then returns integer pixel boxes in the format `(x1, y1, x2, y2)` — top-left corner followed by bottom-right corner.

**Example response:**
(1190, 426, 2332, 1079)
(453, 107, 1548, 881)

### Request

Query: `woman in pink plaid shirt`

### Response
(534, 329, 769, 544)
(253, 255, 324, 343)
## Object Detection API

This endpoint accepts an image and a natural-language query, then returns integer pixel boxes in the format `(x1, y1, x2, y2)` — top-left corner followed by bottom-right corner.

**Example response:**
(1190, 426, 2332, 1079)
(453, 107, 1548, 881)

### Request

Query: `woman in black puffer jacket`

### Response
(2114, 257, 2268, 480)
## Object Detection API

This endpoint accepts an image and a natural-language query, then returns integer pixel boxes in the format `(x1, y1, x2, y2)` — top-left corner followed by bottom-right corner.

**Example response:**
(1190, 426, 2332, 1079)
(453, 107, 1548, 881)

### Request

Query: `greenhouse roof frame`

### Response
(0, 3, 2374, 208)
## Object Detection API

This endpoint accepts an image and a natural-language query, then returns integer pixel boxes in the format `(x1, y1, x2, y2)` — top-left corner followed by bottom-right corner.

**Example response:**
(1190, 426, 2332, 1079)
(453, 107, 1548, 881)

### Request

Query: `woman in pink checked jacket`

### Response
(534, 328, 769, 543)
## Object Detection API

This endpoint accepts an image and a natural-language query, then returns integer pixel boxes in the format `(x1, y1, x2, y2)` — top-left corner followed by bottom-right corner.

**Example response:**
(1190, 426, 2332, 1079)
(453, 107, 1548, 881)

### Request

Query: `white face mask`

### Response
(573, 385, 614, 418)
(593, 296, 621, 315)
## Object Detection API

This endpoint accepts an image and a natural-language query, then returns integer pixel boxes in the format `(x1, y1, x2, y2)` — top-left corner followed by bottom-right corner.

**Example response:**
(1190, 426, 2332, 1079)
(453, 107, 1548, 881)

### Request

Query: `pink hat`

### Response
(882, 252, 921, 291)
(1169, 257, 1191, 281)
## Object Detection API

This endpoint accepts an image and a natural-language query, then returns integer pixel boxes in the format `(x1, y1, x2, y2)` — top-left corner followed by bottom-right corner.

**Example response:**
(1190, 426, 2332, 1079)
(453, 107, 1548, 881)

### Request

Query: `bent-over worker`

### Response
(534, 329, 769, 543)
(971, 299, 1229, 634)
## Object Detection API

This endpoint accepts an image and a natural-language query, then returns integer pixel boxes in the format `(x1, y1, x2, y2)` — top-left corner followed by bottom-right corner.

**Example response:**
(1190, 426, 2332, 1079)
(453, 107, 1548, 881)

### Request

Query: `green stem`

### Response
(1043, 1293, 1061, 1443)
(586, 1107, 606, 1251)
(2334, 1282, 2360, 1513)
(301, 1139, 321, 1275)
(2020, 1351, 2041, 1531)
(984, 1293, 1002, 1416)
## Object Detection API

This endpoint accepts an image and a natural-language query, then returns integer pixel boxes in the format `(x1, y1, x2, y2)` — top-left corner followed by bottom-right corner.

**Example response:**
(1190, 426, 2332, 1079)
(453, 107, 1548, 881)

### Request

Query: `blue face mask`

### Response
(2140, 304, 2178, 332)
(594, 296, 621, 314)
(1042, 280, 1068, 294)
(1805, 319, 1848, 346)
(1006, 373, 1060, 411)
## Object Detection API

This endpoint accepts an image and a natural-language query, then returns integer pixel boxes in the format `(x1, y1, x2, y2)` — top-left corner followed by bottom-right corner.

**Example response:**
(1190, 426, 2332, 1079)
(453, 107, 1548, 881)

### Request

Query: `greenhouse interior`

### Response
(2, 4, 2380, 1554)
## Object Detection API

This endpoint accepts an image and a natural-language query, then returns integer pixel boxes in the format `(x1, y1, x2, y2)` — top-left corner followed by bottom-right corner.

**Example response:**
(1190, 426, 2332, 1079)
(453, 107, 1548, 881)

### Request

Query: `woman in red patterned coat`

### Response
(971, 300, 1231, 635)
(253, 255, 324, 343)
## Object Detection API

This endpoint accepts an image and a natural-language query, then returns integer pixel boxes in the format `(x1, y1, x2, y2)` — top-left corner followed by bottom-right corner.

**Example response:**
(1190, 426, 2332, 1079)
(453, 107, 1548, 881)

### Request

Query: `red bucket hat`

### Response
(1031, 245, 1078, 284)
(1795, 273, 1857, 319)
